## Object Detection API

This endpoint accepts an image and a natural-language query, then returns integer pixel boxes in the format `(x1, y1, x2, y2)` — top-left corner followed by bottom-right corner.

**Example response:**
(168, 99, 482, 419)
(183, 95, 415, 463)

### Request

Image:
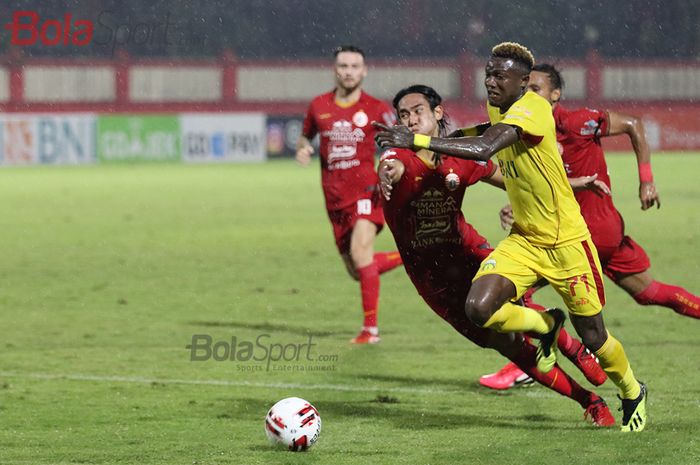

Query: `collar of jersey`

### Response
(334, 92, 361, 108)
(416, 151, 438, 169)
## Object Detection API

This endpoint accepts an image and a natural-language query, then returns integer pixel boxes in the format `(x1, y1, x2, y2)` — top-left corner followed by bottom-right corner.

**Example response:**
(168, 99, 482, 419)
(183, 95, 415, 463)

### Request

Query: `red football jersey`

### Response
(303, 91, 395, 210)
(381, 148, 495, 297)
(554, 104, 623, 249)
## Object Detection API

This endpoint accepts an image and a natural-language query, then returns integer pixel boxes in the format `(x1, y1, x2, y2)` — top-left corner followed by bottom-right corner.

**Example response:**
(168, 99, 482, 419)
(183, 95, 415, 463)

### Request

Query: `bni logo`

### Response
(4, 11, 94, 46)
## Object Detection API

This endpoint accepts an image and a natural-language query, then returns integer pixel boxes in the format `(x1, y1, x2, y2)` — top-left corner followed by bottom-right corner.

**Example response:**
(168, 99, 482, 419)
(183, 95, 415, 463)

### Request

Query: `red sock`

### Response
(557, 328, 582, 358)
(510, 342, 592, 408)
(633, 280, 700, 319)
(357, 263, 380, 327)
(374, 252, 403, 275)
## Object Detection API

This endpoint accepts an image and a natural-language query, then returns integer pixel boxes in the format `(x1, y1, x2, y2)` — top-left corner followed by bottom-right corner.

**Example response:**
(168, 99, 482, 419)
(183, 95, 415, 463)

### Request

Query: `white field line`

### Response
(0, 371, 558, 399)
(0, 371, 474, 395)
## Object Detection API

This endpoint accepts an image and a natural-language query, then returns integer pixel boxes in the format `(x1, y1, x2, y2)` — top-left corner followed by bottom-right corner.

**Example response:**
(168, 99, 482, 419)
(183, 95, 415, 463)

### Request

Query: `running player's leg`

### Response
(466, 236, 565, 374)
(521, 283, 591, 361)
(548, 238, 647, 432)
(428, 291, 613, 425)
(621, 272, 700, 319)
(373, 251, 403, 274)
(460, 321, 614, 427)
(479, 293, 606, 390)
(348, 218, 381, 343)
(335, 193, 399, 343)
(606, 237, 700, 319)
(331, 206, 381, 343)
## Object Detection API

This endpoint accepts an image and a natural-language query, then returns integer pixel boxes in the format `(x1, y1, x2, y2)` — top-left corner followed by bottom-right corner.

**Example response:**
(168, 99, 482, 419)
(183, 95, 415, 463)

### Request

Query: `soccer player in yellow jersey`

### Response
(374, 42, 647, 432)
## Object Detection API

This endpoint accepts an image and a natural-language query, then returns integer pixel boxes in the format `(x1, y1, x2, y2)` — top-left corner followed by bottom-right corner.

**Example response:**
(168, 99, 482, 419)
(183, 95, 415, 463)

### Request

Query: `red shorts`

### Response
(597, 235, 650, 280)
(327, 191, 384, 255)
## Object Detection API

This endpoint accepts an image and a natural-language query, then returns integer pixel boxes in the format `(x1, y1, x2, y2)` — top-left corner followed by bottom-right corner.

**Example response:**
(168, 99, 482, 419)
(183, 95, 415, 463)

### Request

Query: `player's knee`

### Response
(350, 238, 367, 256)
(464, 295, 495, 327)
(349, 247, 373, 271)
(579, 329, 606, 353)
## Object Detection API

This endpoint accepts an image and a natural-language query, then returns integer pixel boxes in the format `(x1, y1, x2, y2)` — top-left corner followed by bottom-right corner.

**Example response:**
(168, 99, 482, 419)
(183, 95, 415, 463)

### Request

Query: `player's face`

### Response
(484, 57, 528, 108)
(334, 51, 367, 92)
(528, 71, 561, 105)
(396, 93, 443, 137)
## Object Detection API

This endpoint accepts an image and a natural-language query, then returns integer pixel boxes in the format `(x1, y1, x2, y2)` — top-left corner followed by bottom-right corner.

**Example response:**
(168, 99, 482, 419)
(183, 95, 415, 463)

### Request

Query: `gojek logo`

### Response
(4, 11, 94, 46)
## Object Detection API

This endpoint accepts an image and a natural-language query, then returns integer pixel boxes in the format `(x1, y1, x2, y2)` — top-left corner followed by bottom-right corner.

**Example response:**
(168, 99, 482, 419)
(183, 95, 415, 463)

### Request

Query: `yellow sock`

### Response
(483, 302, 553, 334)
(594, 333, 641, 399)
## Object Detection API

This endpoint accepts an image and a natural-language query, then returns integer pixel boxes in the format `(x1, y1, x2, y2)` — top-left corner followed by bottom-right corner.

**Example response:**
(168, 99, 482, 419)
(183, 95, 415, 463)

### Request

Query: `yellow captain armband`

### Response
(461, 126, 479, 137)
(413, 134, 431, 149)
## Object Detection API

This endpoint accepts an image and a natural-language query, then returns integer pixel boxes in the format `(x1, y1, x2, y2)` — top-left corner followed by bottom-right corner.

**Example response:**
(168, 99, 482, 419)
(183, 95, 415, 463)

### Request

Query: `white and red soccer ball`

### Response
(264, 397, 321, 451)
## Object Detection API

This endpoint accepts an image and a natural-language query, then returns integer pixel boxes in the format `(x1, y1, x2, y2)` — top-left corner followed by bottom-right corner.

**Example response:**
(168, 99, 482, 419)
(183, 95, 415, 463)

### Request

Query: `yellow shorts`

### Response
(473, 234, 606, 317)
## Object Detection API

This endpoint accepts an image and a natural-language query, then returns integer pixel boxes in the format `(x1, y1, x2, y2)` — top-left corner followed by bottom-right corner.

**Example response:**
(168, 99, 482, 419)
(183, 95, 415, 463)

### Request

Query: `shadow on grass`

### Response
(219, 396, 571, 433)
(247, 443, 392, 457)
(346, 372, 532, 398)
(351, 372, 485, 391)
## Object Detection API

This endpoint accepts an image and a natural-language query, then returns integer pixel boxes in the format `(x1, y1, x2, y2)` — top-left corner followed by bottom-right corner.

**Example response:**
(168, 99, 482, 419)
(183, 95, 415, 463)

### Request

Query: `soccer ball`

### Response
(264, 397, 321, 451)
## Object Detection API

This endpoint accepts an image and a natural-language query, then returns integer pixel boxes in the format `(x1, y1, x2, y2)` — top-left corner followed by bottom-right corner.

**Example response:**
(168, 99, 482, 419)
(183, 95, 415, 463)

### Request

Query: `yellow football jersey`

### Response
(487, 91, 589, 247)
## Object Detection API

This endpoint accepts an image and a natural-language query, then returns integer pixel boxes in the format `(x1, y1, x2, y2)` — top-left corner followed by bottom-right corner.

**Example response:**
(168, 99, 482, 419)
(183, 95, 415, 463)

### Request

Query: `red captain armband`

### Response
(638, 163, 654, 183)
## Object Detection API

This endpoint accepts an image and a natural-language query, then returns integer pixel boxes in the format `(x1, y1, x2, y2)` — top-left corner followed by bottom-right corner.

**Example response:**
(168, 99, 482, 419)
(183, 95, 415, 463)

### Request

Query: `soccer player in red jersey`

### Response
(378, 84, 615, 427)
(480, 62, 700, 390)
(296, 46, 402, 344)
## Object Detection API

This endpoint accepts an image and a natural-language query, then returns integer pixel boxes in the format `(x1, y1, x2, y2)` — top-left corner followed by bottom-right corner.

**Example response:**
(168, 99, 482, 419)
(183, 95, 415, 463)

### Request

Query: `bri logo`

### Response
(4, 11, 94, 46)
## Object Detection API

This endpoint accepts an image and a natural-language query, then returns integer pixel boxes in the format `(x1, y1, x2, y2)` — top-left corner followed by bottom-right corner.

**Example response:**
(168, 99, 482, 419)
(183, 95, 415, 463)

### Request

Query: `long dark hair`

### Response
(392, 84, 449, 137)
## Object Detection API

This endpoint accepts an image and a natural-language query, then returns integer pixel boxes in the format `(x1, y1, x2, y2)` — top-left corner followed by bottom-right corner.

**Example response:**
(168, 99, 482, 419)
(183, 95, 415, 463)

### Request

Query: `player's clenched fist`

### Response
(295, 144, 314, 166)
(373, 122, 414, 149)
(639, 181, 660, 210)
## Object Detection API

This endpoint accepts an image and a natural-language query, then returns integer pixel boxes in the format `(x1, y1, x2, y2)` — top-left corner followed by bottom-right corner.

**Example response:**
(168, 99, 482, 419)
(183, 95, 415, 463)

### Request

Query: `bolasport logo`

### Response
(4, 11, 93, 46)
(3, 10, 201, 54)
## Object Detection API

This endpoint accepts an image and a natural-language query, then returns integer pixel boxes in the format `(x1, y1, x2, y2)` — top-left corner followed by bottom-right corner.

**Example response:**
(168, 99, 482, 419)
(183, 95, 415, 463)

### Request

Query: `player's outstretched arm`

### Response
(607, 111, 660, 210)
(295, 136, 315, 166)
(377, 158, 405, 201)
(447, 123, 492, 138)
(374, 122, 518, 162)
(569, 173, 611, 197)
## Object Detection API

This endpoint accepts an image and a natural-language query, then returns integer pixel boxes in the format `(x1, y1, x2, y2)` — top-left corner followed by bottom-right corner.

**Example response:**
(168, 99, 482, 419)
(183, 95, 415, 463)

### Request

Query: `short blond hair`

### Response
(491, 42, 535, 70)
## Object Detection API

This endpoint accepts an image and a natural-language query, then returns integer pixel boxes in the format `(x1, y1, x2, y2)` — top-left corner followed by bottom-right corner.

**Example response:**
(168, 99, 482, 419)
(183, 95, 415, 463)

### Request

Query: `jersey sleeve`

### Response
(379, 148, 410, 163)
(500, 99, 547, 145)
(562, 107, 609, 140)
(463, 159, 496, 185)
(302, 102, 317, 139)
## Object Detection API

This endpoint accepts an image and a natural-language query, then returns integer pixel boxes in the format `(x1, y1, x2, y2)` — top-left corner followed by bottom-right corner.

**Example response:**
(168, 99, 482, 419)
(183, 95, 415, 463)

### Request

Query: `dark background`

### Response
(3, 0, 698, 59)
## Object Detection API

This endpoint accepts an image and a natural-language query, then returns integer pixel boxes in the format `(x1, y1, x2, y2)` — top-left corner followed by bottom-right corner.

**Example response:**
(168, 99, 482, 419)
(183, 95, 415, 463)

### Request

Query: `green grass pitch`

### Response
(0, 154, 698, 464)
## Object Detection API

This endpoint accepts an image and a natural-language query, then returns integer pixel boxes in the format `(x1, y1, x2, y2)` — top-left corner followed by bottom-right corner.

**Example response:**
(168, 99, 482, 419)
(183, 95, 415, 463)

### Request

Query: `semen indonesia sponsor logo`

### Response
(186, 333, 339, 373)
